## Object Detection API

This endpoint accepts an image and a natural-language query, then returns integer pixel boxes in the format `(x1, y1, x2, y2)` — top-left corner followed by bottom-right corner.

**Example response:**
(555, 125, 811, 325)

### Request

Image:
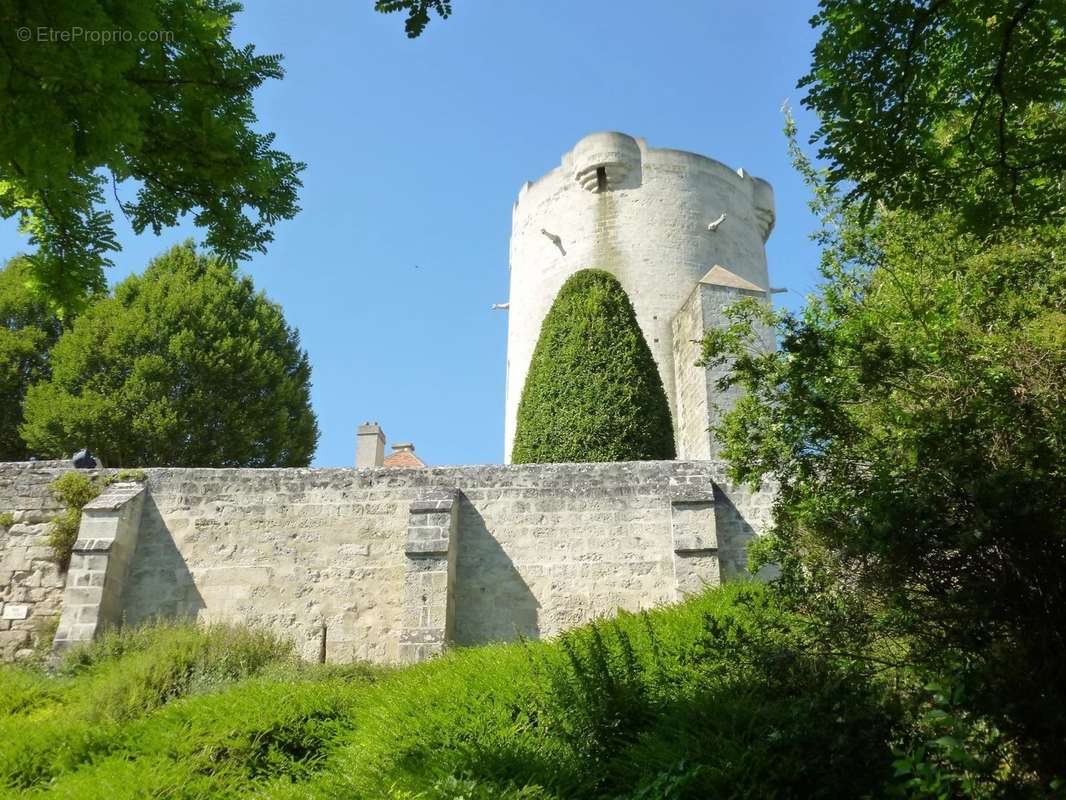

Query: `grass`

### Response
(0, 585, 903, 799)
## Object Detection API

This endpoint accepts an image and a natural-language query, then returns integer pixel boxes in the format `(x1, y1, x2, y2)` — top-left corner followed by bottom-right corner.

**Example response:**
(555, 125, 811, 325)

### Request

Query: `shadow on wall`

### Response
(121, 493, 205, 626)
(453, 497, 540, 646)
(714, 485, 759, 581)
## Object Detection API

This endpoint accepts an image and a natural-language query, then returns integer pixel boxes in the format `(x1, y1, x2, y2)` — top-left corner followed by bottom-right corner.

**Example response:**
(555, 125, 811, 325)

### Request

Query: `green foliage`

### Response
(0, 665, 65, 719)
(58, 620, 297, 721)
(47, 509, 82, 571)
(889, 667, 1015, 800)
(0, 258, 63, 459)
(0, 511, 13, 527)
(375, 0, 452, 37)
(50, 472, 101, 513)
(114, 468, 147, 483)
(702, 116, 1066, 785)
(21, 242, 319, 467)
(800, 0, 1066, 233)
(0, 585, 907, 799)
(0, 621, 316, 793)
(0, 1, 304, 314)
(46, 472, 104, 570)
(512, 269, 675, 463)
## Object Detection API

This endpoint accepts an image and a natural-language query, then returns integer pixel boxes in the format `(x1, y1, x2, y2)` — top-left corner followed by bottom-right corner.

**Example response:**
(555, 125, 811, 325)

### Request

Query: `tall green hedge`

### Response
(512, 269, 675, 463)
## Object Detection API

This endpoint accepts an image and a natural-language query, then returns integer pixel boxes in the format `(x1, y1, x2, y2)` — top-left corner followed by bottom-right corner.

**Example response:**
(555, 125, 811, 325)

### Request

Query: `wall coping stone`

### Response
(83, 482, 147, 512)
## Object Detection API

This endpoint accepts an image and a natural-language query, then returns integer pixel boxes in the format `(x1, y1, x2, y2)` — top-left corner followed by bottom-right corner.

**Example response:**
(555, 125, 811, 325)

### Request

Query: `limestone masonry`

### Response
(0, 133, 777, 663)
(505, 132, 776, 461)
(0, 461, 773, 662)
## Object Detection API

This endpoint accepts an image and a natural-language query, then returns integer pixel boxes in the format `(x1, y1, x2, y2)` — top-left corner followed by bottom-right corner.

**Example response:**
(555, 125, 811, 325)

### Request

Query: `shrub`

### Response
(0, 621, 303, 793)
(60, 620, 297, 721)
(0, 511, 14, 527)
(47, 471, 103, 570)
(521, 585, 898, 799)
(0, 665, 66, 718)
(512, 269, 675, 463)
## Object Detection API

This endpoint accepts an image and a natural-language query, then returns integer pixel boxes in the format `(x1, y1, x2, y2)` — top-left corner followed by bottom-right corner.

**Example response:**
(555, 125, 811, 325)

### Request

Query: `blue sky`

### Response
(0, 0, 827, 467)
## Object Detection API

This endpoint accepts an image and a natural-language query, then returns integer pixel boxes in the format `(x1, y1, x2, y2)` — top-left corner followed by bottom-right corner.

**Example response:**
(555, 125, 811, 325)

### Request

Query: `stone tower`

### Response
(504, 132, 776, 462)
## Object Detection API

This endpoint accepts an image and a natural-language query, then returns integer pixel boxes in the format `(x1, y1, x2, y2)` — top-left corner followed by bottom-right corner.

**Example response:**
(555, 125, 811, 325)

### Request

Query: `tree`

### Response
(374, 0, 452, 37)
(0, 258, 63, 460)
(703, 147, 1066, 780)
(800, 0, 1066, 233)
(512, 269, 675, 464)
(21, 242, 318, 467)
(0, 1, 304, 315)
(703, 4, 1066, 778)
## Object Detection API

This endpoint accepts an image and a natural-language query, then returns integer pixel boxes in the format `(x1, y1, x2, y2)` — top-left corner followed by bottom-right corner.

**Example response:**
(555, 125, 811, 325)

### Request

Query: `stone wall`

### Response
(0, 460, 774, 664)
(0, 462, 74, 659)
(672, 273, 776, 460)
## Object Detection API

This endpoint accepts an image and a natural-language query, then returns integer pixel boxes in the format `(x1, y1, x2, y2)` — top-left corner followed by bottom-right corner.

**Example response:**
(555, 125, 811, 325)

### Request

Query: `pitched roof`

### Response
(698, 264, 766, 293)
(383, 445, 426, 469)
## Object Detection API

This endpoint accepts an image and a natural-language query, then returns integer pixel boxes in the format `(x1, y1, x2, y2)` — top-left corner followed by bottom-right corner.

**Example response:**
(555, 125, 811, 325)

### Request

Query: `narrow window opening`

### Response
(596, 166, 608, 192)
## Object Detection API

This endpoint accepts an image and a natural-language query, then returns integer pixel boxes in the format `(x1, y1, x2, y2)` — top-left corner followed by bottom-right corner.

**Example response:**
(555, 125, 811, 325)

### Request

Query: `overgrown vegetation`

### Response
(46, 472, 104, 571)
(697, 0, 1066, 789)
(114, 468, 147, 483)
(0, 585, 929, 799)
(512, 269, 675, 464)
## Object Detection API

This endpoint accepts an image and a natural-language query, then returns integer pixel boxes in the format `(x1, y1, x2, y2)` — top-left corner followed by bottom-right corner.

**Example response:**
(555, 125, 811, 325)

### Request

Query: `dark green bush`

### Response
(521, 586, 898, 799)
(512, 269, 675, 463)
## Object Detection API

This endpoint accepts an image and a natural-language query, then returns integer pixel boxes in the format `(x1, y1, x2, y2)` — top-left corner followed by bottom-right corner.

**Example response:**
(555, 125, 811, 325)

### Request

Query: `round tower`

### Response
(504, 132, 775, 462)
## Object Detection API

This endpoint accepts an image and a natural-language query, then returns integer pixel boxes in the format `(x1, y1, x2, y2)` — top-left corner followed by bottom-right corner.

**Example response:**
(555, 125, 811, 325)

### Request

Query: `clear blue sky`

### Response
(0, 0, 827, 467)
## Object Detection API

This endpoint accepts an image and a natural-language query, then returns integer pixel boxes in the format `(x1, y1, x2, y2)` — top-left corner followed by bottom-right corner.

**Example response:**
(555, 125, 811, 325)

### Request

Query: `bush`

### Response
(512, 269, 675, 463)
(60, 620, 297, 721)
(0, 621, 304, 793)
(47, 472, 103, 570)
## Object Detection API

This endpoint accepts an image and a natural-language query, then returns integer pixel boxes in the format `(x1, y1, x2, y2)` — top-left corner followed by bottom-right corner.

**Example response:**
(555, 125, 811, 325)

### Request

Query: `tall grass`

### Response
(0, 585, 901, 798)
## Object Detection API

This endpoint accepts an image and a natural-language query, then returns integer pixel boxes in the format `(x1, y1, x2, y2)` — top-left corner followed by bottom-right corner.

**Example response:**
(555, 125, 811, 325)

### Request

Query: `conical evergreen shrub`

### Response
(512, 269, 675, 463)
